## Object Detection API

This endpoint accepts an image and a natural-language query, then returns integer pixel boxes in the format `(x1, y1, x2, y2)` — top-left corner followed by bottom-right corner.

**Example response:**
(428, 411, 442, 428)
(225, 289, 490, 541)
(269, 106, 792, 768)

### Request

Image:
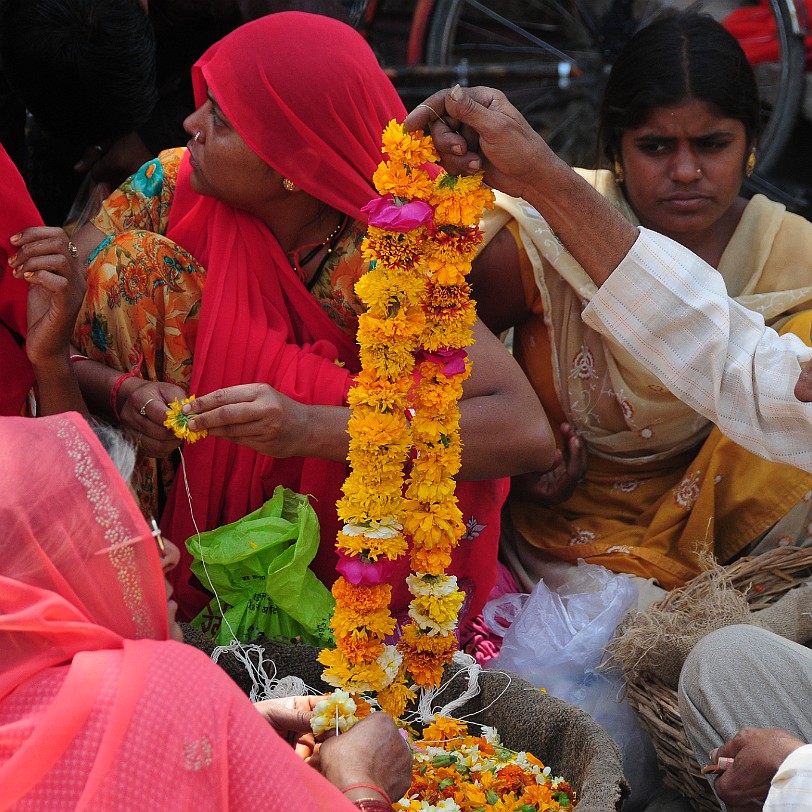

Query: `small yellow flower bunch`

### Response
(163, 396, 208, 443)
(319, 119, 494, 719)
(397, 716, 577, 812)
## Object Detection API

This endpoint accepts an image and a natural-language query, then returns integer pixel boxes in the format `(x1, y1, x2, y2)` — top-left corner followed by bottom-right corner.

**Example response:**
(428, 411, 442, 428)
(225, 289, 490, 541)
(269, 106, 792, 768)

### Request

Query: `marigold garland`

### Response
(318, 119, 494, 718)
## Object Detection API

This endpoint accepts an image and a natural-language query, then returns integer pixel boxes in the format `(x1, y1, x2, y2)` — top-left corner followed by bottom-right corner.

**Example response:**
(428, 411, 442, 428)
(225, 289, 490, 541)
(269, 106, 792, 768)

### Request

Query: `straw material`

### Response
(608, 546, 812, 812)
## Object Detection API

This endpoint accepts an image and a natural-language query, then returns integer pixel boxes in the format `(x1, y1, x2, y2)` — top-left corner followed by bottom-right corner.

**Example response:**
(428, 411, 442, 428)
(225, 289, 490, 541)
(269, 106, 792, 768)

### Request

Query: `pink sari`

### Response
(0, 413, 357, 810)
(159, 13, 505, 622)
(0, 143, 41, 415)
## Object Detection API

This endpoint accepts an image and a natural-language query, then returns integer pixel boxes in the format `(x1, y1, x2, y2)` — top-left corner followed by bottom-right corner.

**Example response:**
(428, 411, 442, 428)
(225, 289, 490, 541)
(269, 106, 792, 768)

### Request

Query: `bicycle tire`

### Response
(424, 0, 805, 173)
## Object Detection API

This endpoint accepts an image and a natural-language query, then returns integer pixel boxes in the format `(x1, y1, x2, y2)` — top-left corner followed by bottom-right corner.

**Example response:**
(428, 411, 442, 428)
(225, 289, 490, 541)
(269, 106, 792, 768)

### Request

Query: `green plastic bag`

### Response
(187, 486, 334, 647)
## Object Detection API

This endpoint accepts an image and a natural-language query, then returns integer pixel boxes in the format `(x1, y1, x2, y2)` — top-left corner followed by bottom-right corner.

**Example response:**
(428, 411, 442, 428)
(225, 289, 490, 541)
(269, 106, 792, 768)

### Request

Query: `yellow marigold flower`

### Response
(373, 162, 435, 199)
(409, 589, 465, 634)
(330, 604, 397, 639)
(413, 383, 464, 415)
(318, 647, 389, 693)
(421, 319, 476, 353)
(332, 578, 392, 609)
(403, 499, 464, 547)
(410, 410, 460, 444)
(357, 308, 425, 347)
(335, 633, 386, 665)
(405, 477, 457, 504)
(409, 444, 462, 480)
(348, 370, 413, 413)
(429, 172, 495, 226)
(400, 623, 458, 656)
(356, 265, 425, 313)
(381, 120, 440, 166)
(337, 530, 409, 561)
(163, 396, 208, 443)
(377, 675, 416, 719)
(337, 493, 404, 526)
(359, 340, 417, 379)
(348, 408, 410, 447)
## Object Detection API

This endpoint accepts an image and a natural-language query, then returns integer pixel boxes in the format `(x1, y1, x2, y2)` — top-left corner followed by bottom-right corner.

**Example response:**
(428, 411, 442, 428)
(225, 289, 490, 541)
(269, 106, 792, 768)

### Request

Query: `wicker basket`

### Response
(624, 546, 812, 812)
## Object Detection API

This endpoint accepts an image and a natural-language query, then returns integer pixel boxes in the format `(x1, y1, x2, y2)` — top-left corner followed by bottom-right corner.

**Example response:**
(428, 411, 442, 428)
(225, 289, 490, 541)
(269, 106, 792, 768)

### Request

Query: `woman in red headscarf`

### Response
(70, 13, 556, 620)
(0, 411, 410, 809)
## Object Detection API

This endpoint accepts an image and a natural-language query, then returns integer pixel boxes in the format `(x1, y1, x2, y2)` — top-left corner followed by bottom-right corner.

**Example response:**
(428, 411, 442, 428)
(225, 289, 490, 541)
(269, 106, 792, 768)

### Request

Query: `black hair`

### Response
(598, 11, 761, 166)
(0, 0, 157, 146)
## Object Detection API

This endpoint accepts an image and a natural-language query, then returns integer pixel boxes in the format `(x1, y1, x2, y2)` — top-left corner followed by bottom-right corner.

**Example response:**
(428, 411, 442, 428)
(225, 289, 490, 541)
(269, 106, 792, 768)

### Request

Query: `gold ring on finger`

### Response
(139, 397, 158, 417)
(67, 241, 78, 258)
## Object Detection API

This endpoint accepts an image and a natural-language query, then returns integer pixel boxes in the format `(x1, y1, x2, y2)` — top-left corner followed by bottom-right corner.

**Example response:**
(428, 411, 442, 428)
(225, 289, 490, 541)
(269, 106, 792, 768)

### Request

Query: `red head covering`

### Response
(0, 413, 362, 810)
(0, 144, 42, 415)
(160, 13, 408, 615)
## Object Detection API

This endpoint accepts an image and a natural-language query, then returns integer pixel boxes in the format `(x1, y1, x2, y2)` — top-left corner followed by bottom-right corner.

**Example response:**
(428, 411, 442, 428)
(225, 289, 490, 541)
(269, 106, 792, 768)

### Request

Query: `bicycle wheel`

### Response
(424, 0, 805, 173)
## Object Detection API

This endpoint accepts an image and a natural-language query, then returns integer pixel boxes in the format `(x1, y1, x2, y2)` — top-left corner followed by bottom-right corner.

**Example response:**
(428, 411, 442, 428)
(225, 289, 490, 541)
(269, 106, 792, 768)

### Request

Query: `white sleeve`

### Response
(582, 227, 812, 471)
(765, 744, 812, 812)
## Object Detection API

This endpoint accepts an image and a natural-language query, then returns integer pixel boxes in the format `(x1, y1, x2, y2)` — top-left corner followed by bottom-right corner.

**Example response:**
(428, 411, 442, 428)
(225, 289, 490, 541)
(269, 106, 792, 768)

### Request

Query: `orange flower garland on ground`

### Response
(318, 121, 494, 716)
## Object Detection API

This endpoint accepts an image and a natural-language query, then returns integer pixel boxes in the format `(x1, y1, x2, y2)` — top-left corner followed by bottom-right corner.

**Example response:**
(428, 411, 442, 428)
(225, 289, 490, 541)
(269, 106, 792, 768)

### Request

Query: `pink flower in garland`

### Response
(336, 551, 400, 586)
(415, 347, 469, 377)
(362, 195, 434, 232)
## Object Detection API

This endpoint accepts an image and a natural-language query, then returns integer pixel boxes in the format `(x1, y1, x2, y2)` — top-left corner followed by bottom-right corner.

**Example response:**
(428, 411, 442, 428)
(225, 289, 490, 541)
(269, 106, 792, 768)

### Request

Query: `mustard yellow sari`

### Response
(491, 175, 812, 590)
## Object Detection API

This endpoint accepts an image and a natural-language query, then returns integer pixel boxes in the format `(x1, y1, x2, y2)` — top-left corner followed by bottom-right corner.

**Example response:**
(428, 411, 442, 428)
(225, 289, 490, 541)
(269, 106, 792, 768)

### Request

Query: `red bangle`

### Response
(110, 371, 139, 422)
(341, 784, 392, 807)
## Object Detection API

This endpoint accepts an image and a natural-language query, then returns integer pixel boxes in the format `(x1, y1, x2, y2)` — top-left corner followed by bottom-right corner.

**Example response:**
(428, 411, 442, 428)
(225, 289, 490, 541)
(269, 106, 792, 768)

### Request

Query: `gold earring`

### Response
(282, 178, 298, 192)
(613, 159, 625, 185)
(746, 151, 756, 178)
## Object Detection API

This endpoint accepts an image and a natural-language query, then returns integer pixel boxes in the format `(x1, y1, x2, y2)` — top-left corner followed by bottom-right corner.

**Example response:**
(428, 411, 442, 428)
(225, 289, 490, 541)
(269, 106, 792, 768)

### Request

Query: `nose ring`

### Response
(696, 168, 702, 177)
(193, 131, 201, 143)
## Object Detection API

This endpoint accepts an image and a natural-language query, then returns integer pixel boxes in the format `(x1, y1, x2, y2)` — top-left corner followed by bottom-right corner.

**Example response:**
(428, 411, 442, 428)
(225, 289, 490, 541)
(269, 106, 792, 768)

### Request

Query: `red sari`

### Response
(136, 13, 502, 623)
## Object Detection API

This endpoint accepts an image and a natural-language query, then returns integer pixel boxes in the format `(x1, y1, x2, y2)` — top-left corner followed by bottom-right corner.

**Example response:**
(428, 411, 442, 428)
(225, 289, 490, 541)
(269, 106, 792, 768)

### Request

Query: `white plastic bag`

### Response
(487, 561, 661, 810)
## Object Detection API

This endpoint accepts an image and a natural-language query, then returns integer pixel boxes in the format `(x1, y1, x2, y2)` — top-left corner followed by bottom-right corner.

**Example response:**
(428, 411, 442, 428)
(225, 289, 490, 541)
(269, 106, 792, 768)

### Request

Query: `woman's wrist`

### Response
(341, 783, 392, 810)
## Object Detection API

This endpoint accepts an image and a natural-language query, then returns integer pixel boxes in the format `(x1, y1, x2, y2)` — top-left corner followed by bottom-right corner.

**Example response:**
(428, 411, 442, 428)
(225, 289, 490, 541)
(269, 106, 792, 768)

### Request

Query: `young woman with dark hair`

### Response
(469, 11, 812, 599)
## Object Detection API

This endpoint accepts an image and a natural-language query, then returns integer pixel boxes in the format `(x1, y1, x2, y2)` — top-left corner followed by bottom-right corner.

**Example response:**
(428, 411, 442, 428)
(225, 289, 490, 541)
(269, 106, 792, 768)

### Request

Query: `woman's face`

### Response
(183, 93, 279, 214)
(618, 98, 749, 241)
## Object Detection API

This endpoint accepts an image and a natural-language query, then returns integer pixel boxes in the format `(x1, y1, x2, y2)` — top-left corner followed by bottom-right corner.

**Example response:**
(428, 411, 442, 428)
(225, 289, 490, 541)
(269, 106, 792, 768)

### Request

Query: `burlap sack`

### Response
(606, 551, 812, 689)
(183, 625, 630, 812)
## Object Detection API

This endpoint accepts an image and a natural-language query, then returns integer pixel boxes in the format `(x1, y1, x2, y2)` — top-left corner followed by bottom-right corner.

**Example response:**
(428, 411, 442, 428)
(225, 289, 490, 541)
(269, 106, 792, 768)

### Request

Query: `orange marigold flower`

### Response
(381, 119, 439, 166)
(377, 673, 416, 718)
(336, 633, 386, 665)
(331, 578, 392, 610)
(410, 545, 453, 574)
(420, 715, 469, 743)
(401, 646, 445, 687)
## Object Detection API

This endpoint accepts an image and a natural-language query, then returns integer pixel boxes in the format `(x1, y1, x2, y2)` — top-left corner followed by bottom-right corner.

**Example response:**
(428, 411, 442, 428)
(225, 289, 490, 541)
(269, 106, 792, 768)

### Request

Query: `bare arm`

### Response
(403, 85, 637, 286)
(10, 227, 87, 415)
(183, 319, 556, 479)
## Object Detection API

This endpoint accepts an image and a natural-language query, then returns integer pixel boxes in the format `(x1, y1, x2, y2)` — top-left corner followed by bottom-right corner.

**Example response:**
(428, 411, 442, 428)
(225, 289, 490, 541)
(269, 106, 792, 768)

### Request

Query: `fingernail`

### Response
(450, 84, 462, 101)
(23, 271, 33, 279)
(452, 144, 463, 156)
(182, 403, 191, 413)
(187, 419, 197, 430)
(8, 254, 16, 265)
(467, 159, 481, 172)
(9, 233, 21, 244)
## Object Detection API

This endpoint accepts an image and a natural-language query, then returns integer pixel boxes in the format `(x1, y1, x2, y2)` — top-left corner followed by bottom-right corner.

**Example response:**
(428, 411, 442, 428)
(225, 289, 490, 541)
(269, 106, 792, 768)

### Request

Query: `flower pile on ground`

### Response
(318, 120, 494, 717)
(397, 716, 577, 812)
